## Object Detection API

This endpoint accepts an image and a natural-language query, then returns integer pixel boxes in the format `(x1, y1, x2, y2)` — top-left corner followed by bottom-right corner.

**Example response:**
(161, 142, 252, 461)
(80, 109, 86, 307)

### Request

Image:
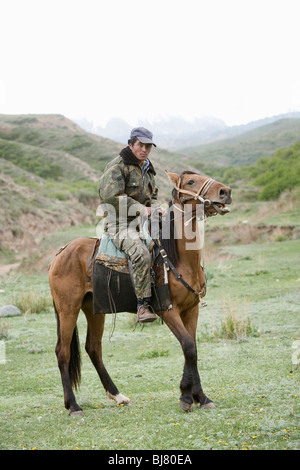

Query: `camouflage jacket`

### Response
(98, 146, 158, 227)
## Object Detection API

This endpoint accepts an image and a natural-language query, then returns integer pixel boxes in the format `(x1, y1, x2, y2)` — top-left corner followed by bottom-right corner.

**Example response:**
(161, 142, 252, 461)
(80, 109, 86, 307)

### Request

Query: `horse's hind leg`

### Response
(54, 303, 83, 416)
(81, 294, 130, 405)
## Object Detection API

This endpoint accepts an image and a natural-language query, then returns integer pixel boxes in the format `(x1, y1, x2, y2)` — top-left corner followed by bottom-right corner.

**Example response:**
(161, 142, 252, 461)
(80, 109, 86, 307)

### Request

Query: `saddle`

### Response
(92, 233, 172, 315)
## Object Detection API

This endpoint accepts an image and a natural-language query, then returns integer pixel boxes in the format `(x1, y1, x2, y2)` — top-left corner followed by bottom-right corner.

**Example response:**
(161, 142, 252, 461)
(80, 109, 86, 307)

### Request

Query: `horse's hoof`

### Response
(70, 409, 84, 417)
(179, 399, 193, 412)
(107, 392, 131, 405)
(201, 401, 215, 409)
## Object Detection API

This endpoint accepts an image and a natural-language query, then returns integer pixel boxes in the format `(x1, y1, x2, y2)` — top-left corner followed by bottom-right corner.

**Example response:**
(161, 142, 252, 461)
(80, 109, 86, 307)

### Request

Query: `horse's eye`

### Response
(187, 180, 194, 185)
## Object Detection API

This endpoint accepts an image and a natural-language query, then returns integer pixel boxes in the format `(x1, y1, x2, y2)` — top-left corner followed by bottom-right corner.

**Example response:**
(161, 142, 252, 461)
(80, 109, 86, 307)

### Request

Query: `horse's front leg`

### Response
(164, 306, 214, 411)
(181, 305, 215, 410)
(179, 332, 199, 411)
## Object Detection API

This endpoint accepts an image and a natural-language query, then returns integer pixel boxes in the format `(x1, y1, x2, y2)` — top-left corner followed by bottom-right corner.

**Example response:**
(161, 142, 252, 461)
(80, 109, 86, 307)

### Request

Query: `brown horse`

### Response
(48, 171, 232, 415)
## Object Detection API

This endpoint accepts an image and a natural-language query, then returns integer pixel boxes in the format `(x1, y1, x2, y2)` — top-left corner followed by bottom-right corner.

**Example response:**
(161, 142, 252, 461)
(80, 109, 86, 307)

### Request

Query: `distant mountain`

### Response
(75, 115, 228, 149)
(75, 112, 300, 151)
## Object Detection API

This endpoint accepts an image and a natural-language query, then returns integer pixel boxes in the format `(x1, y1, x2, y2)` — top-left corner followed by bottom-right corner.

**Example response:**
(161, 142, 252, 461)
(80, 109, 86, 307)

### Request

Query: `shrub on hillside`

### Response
(217, 141, 300, 201)
(253, 142, 300, 200)
(0, 140, 63, 179)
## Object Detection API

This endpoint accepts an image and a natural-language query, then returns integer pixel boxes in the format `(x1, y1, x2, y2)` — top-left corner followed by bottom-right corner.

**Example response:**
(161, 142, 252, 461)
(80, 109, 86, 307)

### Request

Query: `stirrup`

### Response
(136, 303, 156, 323)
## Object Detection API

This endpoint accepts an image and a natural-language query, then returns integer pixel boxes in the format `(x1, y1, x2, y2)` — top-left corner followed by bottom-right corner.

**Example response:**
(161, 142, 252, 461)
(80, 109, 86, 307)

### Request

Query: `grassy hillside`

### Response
(0, 114, 195, 262)
(236, 142, 300, 201)
(183, 118, 300, 171)
(0, 114, 193, 184)
(1, 113, 300, 270)
(0, 114, 123, 173)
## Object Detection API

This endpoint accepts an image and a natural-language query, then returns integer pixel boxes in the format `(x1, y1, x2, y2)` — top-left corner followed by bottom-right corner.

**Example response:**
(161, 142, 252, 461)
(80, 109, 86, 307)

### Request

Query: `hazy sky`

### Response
(1, 0, 300, 127)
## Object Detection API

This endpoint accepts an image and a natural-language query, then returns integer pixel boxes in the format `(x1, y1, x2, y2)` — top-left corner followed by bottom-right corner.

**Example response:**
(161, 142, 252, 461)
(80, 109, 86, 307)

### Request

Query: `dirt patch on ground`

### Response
(207, 223, 299, 245)
(0, 262, 20, 276)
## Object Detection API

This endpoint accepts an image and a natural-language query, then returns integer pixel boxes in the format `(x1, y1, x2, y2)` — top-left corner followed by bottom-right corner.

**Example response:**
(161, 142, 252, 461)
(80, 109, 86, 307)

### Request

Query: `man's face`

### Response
(129, 139, 152, 163)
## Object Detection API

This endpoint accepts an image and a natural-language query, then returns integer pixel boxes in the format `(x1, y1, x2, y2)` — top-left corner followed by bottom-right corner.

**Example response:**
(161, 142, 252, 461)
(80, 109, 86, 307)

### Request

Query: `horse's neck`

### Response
(173, 203, 204, 268)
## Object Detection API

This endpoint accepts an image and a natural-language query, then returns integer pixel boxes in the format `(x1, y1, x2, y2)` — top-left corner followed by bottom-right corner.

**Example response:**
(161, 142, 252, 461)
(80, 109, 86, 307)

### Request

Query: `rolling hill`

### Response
(0, 114, 195, 259)
(182, 118, 300, 170)
(1, 113, 299, 267)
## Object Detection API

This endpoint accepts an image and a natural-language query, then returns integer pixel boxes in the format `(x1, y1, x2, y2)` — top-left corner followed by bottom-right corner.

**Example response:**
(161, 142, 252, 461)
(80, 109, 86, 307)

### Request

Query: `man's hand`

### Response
(158, 206, 167, 217)
(144, 206, 167, 218)
(144, 207, 152, 217)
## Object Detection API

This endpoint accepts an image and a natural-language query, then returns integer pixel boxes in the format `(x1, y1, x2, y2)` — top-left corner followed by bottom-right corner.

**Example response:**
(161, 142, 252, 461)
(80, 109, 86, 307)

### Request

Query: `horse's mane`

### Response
(159, 201, 179, 266)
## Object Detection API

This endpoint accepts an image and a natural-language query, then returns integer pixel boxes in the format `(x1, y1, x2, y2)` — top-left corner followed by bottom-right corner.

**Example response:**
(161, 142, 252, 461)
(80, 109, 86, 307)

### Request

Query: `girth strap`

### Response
(86, 238, 100, 283)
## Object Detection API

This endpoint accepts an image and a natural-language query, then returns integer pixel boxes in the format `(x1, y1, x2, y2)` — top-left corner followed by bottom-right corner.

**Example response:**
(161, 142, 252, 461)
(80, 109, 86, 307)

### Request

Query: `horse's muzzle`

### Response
(219, 187, 232, 204)
(211, 187, 232, 215)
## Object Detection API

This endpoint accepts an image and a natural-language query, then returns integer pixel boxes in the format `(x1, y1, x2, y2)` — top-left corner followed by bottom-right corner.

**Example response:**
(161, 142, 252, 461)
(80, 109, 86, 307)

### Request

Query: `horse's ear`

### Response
(165, 171, 180, 186)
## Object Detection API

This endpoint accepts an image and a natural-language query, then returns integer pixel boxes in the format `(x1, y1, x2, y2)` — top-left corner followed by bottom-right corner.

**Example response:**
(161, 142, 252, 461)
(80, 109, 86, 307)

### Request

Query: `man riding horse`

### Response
(98, 127, 164, 324)
(49, 154, 232, 415)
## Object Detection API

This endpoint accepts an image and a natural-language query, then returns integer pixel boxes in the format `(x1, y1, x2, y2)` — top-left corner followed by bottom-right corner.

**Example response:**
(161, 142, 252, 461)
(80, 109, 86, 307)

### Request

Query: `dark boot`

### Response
(137, 303, 156, 323)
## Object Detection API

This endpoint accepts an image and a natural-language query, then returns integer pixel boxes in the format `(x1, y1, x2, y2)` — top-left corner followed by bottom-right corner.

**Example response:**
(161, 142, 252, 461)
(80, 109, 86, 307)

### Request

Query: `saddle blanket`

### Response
(95, 227, 153, 274)
(95, 232, 130, 273)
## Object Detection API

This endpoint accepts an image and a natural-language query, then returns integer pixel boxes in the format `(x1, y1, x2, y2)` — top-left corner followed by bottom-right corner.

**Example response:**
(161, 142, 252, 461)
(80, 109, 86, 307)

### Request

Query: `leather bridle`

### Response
(174, 177, 229, 216)
(175, 177, 215, 205)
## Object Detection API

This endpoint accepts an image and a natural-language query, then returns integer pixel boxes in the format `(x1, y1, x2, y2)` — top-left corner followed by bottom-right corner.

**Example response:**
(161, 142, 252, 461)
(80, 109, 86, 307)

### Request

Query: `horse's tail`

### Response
(53, 301, 81, 390)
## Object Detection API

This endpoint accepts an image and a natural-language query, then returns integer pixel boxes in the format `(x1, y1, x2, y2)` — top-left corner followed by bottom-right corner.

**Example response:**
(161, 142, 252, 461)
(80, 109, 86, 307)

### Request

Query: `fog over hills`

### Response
(75, 112, 300, 151)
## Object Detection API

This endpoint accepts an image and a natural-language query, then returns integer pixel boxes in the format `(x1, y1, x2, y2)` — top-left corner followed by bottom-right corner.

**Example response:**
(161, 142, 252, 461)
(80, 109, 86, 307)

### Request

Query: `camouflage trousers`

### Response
(111, 226, 152, 299)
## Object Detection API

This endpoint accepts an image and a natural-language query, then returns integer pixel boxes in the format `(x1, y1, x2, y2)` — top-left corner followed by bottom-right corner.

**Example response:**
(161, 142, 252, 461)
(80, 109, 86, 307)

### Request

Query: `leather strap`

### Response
(174, 177, 215, 203)
(159, 248, 206, 298)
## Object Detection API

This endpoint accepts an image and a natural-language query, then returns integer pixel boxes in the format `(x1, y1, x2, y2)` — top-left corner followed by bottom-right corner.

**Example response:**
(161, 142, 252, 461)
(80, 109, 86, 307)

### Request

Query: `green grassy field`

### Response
(0, 235, 299, 451)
